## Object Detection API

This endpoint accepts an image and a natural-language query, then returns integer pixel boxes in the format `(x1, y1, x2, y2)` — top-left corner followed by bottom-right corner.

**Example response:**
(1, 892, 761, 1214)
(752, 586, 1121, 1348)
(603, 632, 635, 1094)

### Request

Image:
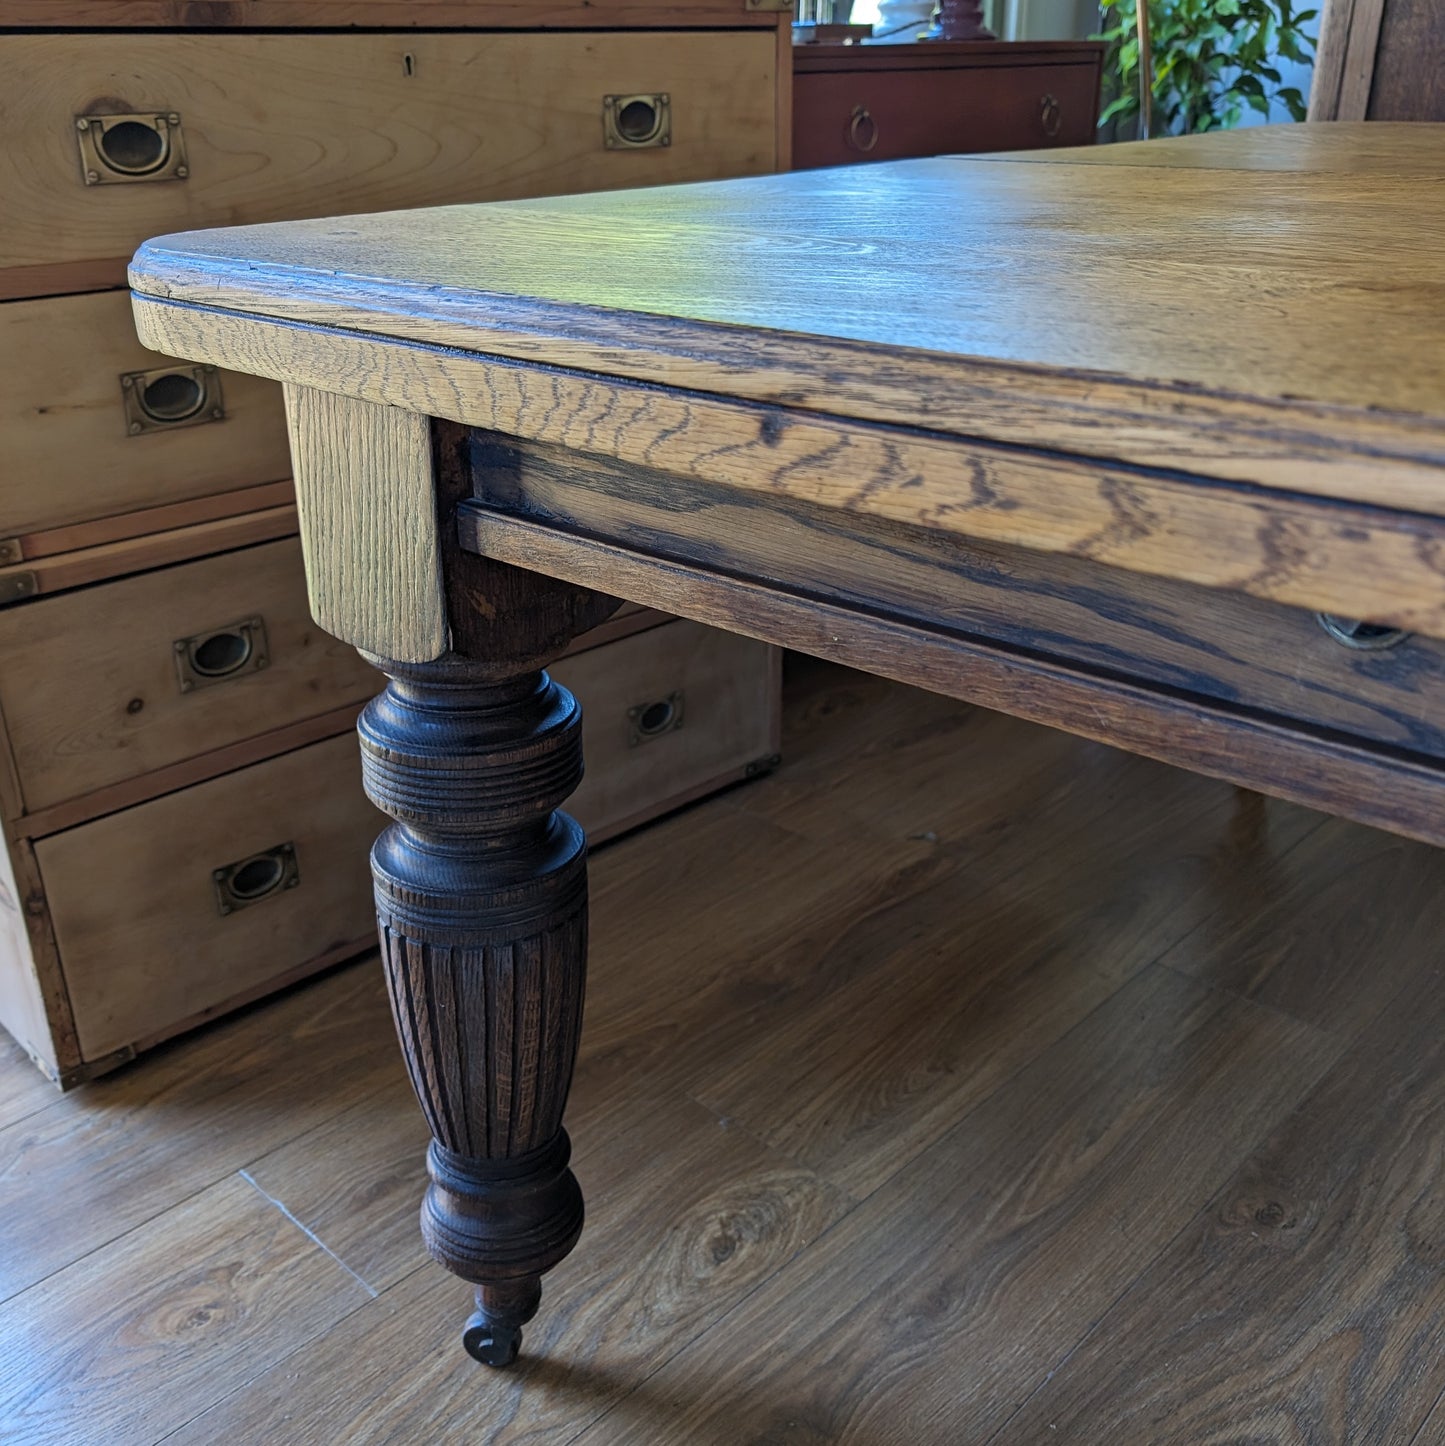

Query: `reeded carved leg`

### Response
(277, 396, 615, 1364)
(358, 655, 591, 1367)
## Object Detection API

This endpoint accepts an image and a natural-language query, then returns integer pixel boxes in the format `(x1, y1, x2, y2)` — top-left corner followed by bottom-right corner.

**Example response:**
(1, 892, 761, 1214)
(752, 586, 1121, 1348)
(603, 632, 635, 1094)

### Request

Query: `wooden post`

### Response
(283, 391, 619, 1362)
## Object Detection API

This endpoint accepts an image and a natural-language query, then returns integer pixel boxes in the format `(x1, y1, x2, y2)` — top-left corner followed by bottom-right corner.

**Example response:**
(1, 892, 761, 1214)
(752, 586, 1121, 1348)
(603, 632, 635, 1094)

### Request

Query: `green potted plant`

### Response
(1096, 0, 1317, 136)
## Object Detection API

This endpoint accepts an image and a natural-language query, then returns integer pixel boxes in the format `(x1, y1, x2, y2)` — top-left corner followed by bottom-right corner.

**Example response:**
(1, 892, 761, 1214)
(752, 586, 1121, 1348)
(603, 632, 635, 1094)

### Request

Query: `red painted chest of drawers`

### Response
(793, 39, 1104, 169)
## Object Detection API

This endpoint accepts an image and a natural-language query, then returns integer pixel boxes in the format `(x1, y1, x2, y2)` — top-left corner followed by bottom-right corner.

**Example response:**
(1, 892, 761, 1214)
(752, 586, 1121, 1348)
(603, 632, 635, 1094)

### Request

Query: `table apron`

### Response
(454, 465, 1445, 847)
(128, 298, 1445, 638)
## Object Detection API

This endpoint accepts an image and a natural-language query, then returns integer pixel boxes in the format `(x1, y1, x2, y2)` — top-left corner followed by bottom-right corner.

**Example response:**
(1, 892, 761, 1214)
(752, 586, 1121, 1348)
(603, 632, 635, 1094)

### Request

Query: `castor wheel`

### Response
(463, 1312, 523, 1367)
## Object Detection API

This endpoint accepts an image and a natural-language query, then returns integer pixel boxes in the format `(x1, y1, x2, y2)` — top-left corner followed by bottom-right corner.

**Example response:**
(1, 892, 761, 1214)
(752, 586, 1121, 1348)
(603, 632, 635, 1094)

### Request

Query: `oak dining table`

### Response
(130, 121, 1445, 1367)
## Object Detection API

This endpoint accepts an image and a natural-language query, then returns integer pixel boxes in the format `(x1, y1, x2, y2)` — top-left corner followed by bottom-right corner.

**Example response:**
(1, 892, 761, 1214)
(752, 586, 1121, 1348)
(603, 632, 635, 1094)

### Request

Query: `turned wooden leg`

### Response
(275, 399, 614, 1364)
(358, 654, 589, 1367)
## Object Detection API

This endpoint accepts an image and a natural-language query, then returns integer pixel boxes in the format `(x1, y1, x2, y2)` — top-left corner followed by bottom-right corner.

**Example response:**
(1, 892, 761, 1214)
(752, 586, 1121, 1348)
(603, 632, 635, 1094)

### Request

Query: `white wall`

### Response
(1000, 0, 1099, 40)
(847, 0, 1098, 37)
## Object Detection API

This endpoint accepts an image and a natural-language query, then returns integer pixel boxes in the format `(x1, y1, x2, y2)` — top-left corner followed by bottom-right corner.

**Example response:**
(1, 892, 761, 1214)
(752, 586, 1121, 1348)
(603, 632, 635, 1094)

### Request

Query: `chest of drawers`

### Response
(792, 39, 1103, 169)
(0, 0, 787, 1085)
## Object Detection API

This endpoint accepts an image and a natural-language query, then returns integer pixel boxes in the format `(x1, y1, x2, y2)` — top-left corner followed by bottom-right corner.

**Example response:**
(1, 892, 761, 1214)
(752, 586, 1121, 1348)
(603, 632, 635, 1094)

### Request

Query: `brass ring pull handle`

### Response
(75, 111, 189, 185)
(120, 364, 224, 435)
(213, 842, 300, 917)
(847, 104, 879, 153)
(627, 690, 685, 746)
(1316, 613, 1412, 650)
(1040, 94, 1064, 138)
(602, 93, 672, 149)
(174, 615, 270, 693)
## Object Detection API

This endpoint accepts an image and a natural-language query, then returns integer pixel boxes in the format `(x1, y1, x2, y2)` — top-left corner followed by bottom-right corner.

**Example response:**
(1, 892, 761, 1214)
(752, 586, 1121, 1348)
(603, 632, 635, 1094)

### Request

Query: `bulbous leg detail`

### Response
(358, 656, 591, 1365)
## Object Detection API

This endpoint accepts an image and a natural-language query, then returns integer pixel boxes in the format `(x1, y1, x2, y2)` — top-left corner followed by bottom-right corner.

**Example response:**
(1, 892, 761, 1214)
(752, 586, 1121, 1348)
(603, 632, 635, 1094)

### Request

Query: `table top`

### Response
(131, 123, 1445, 516)
(126, 121, 1445, 842)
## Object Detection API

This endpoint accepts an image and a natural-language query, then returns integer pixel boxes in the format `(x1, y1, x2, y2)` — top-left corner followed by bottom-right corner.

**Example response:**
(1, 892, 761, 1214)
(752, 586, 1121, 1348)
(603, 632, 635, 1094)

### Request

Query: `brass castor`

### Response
(463, 1313, 523, 1368)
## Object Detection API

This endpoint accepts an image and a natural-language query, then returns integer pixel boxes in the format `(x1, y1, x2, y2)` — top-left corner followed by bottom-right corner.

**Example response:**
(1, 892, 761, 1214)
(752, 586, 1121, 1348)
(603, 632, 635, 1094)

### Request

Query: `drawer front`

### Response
(0, 30, 778, 280)
(553, 619, 781, 841)
(0, 537, 381, 812)
(0, 291, 291, 540)
(793, 62, 1097, 169)
(37, 732, 379, 1060)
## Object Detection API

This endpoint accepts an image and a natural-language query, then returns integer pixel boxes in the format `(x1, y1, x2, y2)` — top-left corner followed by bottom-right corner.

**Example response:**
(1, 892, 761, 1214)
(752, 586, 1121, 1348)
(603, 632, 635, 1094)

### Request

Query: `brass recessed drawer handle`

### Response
(627, 690, 685, 746)
(1317, 613, 1412, 650)
(1040, 94, 1064, 138)
(213, 842, 299, 917)
(174, 616, 270, 693)
(847, 104, 879, 153)
(121, 364, 224, 436)
(603, 94, 671, 149)
(75, 111, 189, 185)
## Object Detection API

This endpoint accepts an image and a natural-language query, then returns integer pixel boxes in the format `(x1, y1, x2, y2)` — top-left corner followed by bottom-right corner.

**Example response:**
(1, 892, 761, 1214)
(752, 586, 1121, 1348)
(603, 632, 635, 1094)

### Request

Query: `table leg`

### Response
(357, 651, 589, 1367)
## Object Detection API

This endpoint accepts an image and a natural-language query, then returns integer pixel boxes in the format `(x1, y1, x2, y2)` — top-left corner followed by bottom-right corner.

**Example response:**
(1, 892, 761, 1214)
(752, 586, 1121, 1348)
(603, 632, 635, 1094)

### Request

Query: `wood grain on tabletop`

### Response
(431, 374, 1445, 634)
(130, 260, 1445, 531)
(999, 116, 1439, 167)
(135, 298, 1445, 626)
(129, 125, 1445, 483)
(10, 660, 1445, 1442)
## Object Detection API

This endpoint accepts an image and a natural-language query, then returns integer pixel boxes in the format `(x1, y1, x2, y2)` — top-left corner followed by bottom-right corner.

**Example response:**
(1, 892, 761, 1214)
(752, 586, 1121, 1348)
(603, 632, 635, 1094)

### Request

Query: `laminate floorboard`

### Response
(0, 963, 400, 1304)
(996, 949, 1445, 1443)
(167, 1090, 850, 1445)
(694, 741, 1323, 1200)
(2, 656, 1439, 1445)
(0, 1034, 58, 1133)
(0, 1174, 374, 1446)
(1161, 815, 1445, 1040)
(572, 964, 1341, 1445)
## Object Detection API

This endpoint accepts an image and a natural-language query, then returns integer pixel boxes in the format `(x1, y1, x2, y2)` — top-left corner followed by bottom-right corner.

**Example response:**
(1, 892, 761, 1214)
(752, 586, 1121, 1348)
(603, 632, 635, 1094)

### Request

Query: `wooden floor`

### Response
(4, 656, 1445, 1445)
